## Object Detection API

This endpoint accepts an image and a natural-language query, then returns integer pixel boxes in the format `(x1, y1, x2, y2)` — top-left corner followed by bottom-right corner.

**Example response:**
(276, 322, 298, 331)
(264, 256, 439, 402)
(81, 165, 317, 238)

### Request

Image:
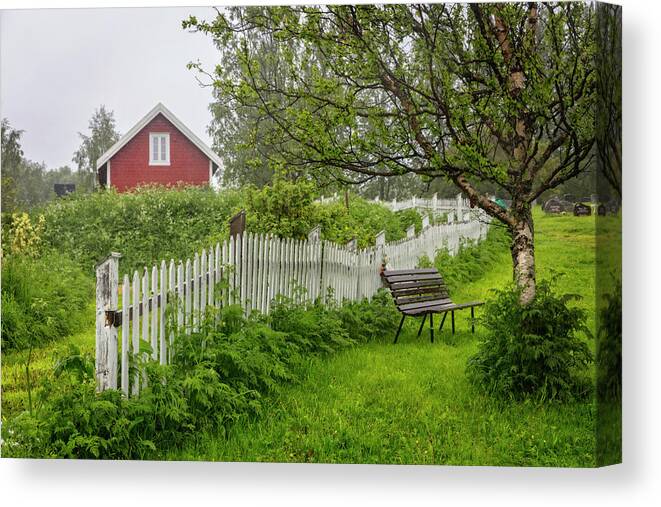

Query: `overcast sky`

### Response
(1, 6, 222, 169)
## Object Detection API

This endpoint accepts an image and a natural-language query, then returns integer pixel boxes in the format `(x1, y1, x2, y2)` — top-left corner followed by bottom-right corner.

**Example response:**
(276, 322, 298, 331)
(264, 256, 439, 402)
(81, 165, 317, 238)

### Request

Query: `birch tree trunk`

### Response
(510, 207, 536, 305)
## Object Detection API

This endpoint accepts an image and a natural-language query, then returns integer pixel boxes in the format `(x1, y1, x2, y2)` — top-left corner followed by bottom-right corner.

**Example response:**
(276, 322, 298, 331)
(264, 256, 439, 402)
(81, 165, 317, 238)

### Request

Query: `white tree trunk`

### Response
(510, 209, 536, 305)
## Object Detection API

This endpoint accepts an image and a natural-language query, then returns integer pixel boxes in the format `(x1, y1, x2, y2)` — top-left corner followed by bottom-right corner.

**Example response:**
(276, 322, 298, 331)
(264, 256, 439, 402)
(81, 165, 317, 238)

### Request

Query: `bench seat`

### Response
(382, 268, 484, 343)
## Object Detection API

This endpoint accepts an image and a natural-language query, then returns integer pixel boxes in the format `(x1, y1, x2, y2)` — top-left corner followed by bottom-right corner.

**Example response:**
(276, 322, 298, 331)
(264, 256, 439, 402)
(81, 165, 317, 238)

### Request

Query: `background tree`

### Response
(185, 2, 598, 304)
(189, 17, 301, 188)
(595, 2, 621, 201)
(1, 118, 25, 212)
(72, 105, 120, 191)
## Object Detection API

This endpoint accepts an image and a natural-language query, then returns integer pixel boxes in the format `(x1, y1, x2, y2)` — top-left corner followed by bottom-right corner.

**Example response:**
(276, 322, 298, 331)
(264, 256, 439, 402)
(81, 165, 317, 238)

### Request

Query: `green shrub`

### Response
(242, 178, 421, 248)
(35, 183, 416, 276)
(1, 251, 93, 350)
(336, 289, 400, 343)
(313, 198, 421, 248)
(466, 278, 593, 402)
(37, 185, 242, 275)
(269, 292, 354, 354)
(242, 178, 319, 239)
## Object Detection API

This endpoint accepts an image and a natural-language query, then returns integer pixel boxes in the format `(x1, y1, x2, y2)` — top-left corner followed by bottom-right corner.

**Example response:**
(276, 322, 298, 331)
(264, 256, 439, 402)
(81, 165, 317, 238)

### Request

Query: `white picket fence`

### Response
(318, 192, 471, 216)
(95, 210, 490, 396)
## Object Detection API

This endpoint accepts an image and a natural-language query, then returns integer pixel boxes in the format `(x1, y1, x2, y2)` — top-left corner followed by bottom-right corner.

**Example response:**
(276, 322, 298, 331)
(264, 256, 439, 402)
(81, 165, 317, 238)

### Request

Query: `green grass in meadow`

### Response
(165, 208, 604, 466)
(168, 340, 595, 466)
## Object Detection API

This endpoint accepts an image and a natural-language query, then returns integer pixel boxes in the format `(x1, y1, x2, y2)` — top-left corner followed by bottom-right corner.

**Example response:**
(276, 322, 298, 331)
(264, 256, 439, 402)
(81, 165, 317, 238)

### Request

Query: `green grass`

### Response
(164, 208, 607, 466)
(168, 341, 595, 466)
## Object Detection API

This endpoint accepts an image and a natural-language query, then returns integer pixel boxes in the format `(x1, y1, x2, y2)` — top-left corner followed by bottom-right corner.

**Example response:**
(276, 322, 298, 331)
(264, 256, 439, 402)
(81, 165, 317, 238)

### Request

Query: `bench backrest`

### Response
(382, 268, 452, 311)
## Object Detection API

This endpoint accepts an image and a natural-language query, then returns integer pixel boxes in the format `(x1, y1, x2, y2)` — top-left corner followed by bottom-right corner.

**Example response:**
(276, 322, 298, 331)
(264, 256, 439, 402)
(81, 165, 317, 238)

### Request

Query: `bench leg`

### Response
(439, 312, 447, 332)
(471, 307, 475, 333)
(429, 313, 434, 343)
(417, 314, 427, 338)
(451, 311, 455, 334)
(394, 315, 406, 344)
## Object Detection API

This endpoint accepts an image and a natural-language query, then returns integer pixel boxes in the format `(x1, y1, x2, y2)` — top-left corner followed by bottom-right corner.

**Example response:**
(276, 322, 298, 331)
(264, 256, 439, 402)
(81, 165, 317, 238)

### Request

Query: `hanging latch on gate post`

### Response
(104, 310, 122, 328)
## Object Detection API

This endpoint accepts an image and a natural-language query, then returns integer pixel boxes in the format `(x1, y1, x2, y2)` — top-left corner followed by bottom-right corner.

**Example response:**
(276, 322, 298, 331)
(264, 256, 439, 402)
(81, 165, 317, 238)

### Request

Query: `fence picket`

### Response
(264, 235, 271, 312)
(121, 274, 129, 396)
(159, 260, 167, 365)
(168, 260, 175, 360)
(185, 259, 192, 333)
(239, 233, 247, 310)
(292, 239, 298, 301)
(151, 265, 158, 358)
(131, 271, 140, 396)
(256, 234, 262, 312)
(193, 253, 200, 332)
(208, 246, 215, 310)
(273, 236, 281, 305)
(251, 234, 258, 313)
(141, 266, 153, 385)
(228, 235, 235, 305)
(258, 235, 267, 313)
(141, 269, 150, 361)
(220, 240, 228, 306)
(177, 261, 184, 333)
(200, 249, 207, 319)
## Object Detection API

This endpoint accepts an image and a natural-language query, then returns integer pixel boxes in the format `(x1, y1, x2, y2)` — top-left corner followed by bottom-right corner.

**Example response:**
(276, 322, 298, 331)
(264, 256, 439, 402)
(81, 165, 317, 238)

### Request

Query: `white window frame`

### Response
(149, 132, 170, 166)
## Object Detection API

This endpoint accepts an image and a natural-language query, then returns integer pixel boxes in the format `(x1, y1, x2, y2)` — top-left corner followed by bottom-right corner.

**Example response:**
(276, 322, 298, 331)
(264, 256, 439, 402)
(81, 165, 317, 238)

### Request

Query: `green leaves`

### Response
(72, 105, 120, 191)
(53, 344, 94, 383)
(185, 3, 597, 213)
(37, 185, 242, 276)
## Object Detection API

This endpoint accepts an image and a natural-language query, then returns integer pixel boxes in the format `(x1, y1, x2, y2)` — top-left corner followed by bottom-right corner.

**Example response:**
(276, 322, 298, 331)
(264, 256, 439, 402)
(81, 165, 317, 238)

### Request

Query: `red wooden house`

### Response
(96, 103, 221, 192)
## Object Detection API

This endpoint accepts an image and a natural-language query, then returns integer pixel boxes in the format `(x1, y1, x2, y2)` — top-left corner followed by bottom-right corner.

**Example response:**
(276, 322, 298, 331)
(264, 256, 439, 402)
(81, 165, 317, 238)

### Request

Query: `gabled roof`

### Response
(96, 102, 222, 169)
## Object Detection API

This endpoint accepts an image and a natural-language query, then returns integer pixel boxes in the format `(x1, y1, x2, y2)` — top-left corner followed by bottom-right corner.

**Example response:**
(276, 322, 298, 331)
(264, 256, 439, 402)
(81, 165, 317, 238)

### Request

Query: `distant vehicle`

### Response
(602, 199, 621, 215)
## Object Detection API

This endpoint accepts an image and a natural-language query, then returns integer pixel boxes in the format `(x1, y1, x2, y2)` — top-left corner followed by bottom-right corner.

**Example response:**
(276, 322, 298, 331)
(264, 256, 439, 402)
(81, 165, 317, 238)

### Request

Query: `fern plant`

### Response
(467, 277, 593, 402)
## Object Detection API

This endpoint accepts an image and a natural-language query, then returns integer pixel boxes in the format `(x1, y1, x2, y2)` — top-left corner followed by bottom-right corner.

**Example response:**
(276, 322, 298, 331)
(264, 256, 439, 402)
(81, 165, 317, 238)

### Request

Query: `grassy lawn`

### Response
(165, 208, 603, 466)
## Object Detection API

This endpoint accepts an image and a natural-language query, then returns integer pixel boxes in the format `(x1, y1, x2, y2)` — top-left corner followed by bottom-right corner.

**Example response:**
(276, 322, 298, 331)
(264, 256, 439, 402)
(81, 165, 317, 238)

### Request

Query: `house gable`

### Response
(96, 103, 220, 192)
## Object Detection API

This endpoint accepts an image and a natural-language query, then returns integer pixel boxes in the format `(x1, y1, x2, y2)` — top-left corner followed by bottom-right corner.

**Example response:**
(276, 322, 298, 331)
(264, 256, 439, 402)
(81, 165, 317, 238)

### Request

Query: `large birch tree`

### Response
(185, 2, 597, 304)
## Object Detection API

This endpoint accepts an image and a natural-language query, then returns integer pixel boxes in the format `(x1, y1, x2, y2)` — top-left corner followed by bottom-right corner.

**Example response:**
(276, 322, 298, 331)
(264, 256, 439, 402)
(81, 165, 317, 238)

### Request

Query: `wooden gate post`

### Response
(375, 230, 386, 248)
(229, 210, 246, 239)
(95, 252, 121, 392)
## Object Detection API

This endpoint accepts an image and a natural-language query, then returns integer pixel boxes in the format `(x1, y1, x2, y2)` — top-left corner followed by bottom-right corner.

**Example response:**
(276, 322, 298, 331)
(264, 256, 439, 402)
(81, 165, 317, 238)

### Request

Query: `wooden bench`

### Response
(382, 268, 484, 343)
